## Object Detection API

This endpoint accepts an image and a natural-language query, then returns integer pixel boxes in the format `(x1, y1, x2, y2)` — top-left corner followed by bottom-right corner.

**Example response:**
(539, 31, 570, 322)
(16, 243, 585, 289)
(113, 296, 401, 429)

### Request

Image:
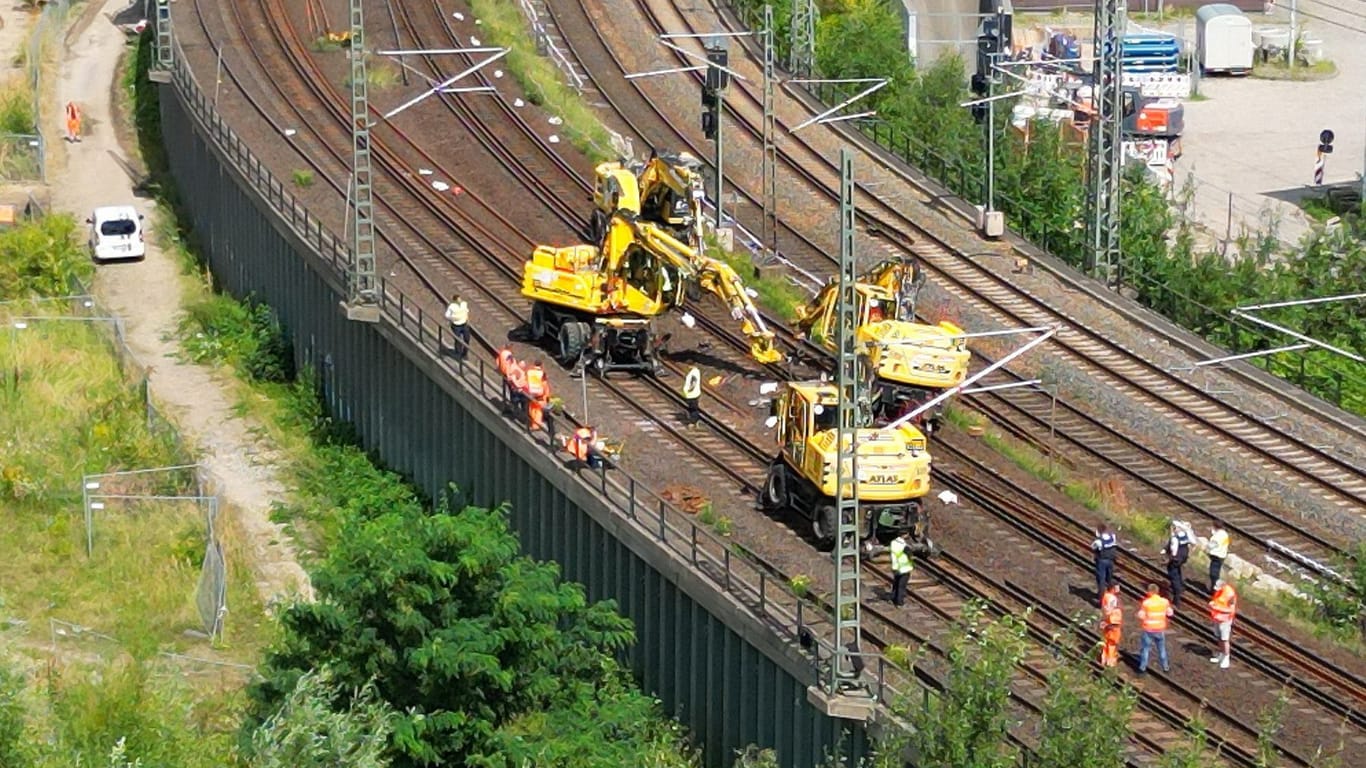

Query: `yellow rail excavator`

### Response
(763, 381, 934, 552)
(522, 210, 782, 375)
(590, 150, 706, 248)
(795, 256, 970, 432)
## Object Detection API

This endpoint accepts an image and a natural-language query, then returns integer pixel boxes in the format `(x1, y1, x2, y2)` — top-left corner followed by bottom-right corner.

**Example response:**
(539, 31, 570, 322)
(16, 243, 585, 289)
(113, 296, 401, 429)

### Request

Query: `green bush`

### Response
(0, 215, 91, 299)
(1305, 543, 1366, 639)
(181, 295, 294, 383)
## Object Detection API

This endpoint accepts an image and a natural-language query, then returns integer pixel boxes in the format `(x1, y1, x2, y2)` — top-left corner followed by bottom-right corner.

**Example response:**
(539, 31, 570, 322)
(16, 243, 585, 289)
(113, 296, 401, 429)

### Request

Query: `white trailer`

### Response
(1196, 4, 1255, 74)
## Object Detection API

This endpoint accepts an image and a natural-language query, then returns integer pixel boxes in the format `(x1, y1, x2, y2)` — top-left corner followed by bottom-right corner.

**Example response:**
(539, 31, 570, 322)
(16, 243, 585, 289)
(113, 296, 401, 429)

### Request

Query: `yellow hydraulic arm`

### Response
(627, 218, 783, 365)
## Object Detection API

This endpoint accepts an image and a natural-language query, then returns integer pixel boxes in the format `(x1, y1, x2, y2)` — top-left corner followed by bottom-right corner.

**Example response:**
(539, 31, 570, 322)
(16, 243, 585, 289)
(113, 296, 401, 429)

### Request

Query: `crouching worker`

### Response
(562, 425, 606, 469)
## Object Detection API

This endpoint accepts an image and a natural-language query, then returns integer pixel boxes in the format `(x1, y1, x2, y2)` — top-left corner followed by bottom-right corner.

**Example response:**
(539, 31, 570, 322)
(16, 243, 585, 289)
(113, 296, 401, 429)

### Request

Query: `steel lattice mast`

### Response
(830, 148, 863, 696)
(789, 0, 816, 76)
(762, 5, 778, 259)
(346, 0, 379, 320)
(1085, 0, 1125, 287)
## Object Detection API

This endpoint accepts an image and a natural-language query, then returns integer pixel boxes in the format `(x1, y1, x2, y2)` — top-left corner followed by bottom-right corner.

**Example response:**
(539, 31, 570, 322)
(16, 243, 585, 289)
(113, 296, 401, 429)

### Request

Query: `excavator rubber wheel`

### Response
(763, 464, 787, 511)
(812, 504, 838, 551)
(530, 303, 547, 341)
(559, 322, 589, 363)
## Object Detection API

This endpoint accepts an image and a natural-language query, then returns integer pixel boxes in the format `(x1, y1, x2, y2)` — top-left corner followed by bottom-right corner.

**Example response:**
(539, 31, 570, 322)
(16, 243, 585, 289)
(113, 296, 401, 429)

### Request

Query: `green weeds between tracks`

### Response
(467, 0, 616, 163)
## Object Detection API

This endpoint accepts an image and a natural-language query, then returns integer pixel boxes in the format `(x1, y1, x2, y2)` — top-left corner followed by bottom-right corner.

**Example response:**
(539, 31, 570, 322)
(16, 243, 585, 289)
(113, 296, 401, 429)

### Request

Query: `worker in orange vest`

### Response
(506, 358, 529, 415)
(495, 345, 515, 401)
(564, 425, 603, 468)
(525, 359, 550, 431)
(1207, 579, 1238, 669)
(65, 101, 81, 143)
(1136, 583, 1173, 674)
(1099, 581, 1123, 668)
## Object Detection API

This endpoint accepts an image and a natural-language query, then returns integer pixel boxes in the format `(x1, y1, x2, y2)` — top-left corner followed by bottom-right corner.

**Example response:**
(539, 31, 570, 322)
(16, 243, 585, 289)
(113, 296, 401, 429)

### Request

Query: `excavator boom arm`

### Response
(627, 217, 782, 365)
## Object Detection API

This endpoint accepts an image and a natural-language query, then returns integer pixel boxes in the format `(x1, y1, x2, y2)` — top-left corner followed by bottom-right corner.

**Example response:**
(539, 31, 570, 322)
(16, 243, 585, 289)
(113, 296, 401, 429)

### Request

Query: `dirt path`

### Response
(47, 0, 312, 607)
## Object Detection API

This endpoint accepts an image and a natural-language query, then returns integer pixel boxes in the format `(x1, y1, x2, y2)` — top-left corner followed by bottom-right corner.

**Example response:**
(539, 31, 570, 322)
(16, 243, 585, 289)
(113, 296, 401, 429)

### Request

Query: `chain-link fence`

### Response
(1171, 169, 1306, 254)
(0, 0, 72, 182)
(79, 472, 226, 641)
(2, 293, 228, 642)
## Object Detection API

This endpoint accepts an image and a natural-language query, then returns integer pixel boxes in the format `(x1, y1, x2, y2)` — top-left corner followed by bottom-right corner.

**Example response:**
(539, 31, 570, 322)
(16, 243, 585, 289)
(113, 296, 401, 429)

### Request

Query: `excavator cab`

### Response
(591, 150, 705, 247)
(762, 382, 933, 551)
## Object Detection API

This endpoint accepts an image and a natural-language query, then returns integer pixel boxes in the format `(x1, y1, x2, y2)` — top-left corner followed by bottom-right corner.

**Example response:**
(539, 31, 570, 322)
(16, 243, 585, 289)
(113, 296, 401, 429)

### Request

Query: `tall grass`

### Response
(0, 655, 243, 768)
(468, 0, 616, 163)
(0, 320, 268, 656)
(0, 78, 35, 135)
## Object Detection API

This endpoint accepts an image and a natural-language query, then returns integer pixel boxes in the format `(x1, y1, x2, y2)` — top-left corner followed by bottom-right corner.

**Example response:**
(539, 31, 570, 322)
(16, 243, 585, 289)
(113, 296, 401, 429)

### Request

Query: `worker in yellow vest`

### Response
(1206, 521, 1230, 588)
(681, 366, 701, 427)
(1207, 579, 1237, 669)
(888, 533, 913, 607)
(1136, 583, 1172, 674)
(1099, 581, 1123, 668)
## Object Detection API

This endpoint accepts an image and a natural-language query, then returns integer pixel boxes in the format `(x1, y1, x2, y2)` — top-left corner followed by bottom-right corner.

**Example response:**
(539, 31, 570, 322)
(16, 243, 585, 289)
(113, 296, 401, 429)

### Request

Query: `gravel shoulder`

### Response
(47, 0, 311, 607)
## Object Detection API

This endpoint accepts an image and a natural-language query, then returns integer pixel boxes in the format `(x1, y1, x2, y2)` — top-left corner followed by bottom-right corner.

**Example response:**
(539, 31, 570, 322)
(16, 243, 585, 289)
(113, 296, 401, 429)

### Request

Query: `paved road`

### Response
(1143, 2, 1365, 246)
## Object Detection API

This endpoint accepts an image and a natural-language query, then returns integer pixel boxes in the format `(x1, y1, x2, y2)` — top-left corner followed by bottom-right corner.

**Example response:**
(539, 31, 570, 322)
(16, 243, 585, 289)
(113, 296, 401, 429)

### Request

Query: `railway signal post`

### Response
(702, 38, 729, 233)
(1314, 129, 1333, 186)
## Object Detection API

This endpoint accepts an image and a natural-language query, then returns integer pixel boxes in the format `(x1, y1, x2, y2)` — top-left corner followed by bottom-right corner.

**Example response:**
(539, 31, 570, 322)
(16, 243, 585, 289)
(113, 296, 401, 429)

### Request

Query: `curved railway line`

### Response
(170, 0, 1365, 762)
(544, 0, 1366, 560)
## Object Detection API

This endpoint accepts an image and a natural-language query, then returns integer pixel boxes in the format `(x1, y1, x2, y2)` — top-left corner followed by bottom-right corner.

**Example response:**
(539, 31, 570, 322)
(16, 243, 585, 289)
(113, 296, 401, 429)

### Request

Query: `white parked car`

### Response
(87, 205, 145, 262)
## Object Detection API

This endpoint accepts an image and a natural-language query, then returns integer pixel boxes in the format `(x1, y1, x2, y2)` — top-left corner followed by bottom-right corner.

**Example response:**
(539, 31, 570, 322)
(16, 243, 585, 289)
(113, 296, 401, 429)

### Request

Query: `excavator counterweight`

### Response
(795, 257, 970, 432)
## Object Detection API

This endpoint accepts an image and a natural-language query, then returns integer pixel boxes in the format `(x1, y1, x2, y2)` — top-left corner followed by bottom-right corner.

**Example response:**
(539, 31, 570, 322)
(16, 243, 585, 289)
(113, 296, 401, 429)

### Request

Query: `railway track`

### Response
(543, 0, 1366, 562)
(191, 0, 771, 497)
(172, 0, 1364, 761)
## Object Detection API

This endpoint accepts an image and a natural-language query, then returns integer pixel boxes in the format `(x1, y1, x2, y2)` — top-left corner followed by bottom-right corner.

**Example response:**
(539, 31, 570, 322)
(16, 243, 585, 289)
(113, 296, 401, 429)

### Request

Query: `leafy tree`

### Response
(247, 669, 393, 768)
(1035, 663, 1135, 768)
(476, 664, 700, 767)
(246, 501, 636, 767)
(906, 602, 1028, 768)
(0, 215, 91, 300)
(815, 0, 914, 92)
(732, 745, 780, 767)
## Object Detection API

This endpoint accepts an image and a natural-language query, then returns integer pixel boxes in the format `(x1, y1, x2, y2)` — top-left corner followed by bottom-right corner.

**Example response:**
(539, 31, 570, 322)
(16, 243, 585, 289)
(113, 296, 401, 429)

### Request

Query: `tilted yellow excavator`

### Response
(763, 381, 934, 552)
(590, 150, 705, 248)
(522, 211, 781, 375)
(795, 256, 970, 431)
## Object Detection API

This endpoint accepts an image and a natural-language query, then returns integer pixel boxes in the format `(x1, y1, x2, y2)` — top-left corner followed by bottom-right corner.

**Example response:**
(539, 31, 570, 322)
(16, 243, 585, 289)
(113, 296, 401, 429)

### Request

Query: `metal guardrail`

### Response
(163, 39, 915, 710)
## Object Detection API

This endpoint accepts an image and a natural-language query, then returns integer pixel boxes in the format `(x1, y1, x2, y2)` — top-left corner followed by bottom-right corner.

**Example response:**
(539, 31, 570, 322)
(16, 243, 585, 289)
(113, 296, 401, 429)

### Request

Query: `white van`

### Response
(88, 205, 145, 262)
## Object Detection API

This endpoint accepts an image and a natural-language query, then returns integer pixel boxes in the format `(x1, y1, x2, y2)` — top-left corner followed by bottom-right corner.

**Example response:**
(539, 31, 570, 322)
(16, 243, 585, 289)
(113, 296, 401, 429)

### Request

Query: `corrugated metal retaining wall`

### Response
(154, 59, 869, 768)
